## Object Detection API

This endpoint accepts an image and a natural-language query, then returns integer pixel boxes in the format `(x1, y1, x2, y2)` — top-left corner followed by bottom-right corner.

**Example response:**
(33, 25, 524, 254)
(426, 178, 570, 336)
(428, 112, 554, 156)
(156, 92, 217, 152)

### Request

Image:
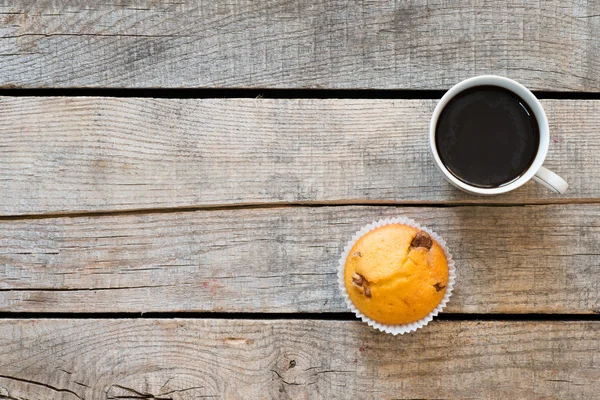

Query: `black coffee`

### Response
(435, 85, 539, 188)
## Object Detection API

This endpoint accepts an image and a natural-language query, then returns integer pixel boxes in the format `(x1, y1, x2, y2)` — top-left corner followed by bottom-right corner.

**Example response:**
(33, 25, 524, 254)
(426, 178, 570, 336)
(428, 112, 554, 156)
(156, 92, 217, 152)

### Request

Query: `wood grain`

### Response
(2, 204, 599, 314)
(0, 97, 595, 215)
(1, 1, 600, 90)
(0, 319, 599, 399)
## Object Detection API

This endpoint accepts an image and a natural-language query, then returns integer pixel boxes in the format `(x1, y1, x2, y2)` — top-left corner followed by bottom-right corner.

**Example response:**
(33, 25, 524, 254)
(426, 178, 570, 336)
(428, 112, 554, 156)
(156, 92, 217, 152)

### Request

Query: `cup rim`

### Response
(429, 75, 550, 195)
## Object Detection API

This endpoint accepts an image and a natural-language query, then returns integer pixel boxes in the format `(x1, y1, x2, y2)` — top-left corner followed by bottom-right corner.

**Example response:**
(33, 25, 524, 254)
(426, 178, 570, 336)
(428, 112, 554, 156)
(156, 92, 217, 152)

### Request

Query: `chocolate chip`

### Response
(433, 282, 446, 292)
(352, 273, 364, 286)
(352, 272, 371, 298)
(411, 231, 433, 250)
(352, 251, 362, 258)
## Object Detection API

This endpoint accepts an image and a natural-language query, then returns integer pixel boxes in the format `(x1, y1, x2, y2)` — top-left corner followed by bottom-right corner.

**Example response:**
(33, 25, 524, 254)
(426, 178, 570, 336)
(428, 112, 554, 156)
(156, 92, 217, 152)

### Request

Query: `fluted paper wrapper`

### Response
(338, 217, 456, 335)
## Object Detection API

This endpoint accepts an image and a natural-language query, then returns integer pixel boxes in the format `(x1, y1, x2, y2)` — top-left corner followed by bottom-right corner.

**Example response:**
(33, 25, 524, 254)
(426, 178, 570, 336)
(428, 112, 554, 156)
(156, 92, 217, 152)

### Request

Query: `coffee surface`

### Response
(435, 85, 539, 188)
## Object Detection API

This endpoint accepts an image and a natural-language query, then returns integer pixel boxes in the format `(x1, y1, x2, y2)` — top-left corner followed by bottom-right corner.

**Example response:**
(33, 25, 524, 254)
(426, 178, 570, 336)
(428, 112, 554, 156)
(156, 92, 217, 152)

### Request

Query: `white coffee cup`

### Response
(429, 75, 568, 195)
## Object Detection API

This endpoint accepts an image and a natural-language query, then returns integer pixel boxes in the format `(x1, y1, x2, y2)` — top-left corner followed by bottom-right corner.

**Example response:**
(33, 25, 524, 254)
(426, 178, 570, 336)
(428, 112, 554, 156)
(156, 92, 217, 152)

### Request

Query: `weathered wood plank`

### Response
(2, 205, 599, 314)
(1, 1, 600, 90)
(0, 97, 595, 215)
(0, 319, 598, 399)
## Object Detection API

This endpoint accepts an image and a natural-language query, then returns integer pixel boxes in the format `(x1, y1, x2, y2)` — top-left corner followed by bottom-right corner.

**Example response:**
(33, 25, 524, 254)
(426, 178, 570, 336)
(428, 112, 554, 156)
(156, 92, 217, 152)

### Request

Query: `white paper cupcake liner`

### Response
(338, 217, 456, 335)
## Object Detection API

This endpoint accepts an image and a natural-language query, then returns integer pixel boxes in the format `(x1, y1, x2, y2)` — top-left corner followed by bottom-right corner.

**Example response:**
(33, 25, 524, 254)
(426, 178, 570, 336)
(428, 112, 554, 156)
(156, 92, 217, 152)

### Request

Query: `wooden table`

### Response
(1, 1, 600, 399)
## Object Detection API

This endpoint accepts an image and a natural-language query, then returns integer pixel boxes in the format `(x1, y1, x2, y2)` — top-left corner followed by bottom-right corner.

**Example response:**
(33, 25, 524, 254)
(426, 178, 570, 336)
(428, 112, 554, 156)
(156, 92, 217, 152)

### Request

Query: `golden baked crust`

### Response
(344, 224, 449, 325)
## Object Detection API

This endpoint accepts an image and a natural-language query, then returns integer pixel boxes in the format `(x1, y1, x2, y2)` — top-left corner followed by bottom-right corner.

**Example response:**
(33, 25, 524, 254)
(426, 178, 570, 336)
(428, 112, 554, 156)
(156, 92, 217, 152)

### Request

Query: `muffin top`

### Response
(344, 223, 449, 325)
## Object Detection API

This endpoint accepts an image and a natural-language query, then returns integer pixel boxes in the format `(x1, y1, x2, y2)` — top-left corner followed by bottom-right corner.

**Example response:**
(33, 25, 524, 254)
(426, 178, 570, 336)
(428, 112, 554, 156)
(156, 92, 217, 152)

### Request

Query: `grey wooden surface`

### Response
(1, 1, 599, 399)
(0, 1, 600, 90)
(2, 204, 600, 314)
(0, 97, 593, 216)
(1, 319, 599, 399)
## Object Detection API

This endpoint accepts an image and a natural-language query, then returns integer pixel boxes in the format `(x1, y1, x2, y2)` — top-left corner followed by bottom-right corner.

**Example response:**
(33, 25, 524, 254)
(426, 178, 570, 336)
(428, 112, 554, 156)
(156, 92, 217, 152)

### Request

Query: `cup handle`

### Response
(532, 166, 568, 194)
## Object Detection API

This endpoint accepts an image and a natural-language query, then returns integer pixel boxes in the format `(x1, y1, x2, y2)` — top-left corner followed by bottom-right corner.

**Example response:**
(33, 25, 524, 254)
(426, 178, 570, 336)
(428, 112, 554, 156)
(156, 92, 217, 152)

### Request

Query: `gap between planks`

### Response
(2, 87, 600, 100)
(2, 198, 600, 221)
(1, 312, 600, 321)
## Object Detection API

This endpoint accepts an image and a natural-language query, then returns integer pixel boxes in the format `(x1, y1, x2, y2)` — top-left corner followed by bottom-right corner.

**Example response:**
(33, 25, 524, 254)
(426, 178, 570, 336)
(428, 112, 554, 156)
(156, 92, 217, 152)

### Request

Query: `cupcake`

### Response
(339, 217, 455, 334)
